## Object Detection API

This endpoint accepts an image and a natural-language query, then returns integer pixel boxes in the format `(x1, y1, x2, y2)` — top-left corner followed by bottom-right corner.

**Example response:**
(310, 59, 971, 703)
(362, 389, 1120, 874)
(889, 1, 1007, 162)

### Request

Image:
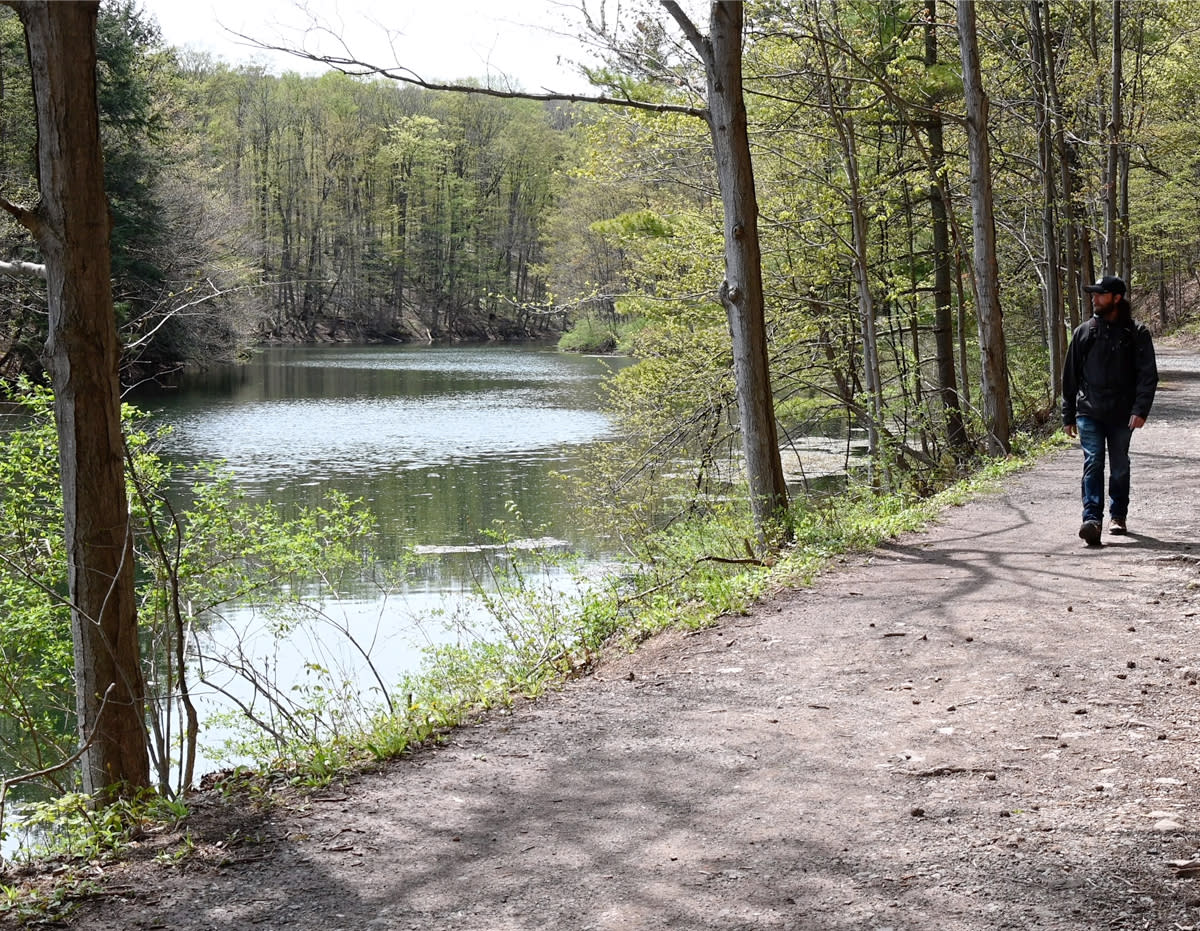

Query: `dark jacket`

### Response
(1062, 302, 1158, 426)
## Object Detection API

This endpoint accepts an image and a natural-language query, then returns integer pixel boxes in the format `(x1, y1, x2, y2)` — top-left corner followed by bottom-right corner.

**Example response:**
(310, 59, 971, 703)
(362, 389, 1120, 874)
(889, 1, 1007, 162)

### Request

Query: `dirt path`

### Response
(23, 346, 1200, 931)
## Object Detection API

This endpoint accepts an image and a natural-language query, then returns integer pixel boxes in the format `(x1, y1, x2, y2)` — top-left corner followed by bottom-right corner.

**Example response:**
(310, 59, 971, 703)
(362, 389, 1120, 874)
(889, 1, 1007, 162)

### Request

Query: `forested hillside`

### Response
(0, 2, 573, 379)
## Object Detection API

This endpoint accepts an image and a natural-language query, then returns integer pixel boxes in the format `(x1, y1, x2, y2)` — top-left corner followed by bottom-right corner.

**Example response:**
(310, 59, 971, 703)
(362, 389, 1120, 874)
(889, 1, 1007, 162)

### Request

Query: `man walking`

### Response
(1062, 275, 1158, 546)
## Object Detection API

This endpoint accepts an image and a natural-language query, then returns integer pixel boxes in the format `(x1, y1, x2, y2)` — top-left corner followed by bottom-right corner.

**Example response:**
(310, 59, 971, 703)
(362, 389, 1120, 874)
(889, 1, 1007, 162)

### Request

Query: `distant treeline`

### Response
(0, 2, 588, 381)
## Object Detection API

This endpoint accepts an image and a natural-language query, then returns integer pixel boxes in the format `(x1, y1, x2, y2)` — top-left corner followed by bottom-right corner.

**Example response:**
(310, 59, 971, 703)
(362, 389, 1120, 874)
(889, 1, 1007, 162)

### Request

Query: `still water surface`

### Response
(130, 344, 631, 769)
(134, 344, 628, 551)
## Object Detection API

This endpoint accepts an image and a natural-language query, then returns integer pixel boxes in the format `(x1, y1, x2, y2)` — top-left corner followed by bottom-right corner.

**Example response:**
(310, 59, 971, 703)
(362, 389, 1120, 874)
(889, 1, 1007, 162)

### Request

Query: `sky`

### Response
(144, 0, 600, 92)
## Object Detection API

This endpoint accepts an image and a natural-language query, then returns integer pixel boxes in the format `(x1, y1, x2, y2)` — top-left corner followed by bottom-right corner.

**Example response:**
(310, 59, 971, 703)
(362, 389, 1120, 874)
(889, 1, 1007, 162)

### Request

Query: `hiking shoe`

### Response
(1079, 520, 1102, 546)
(1110, 517, 1128, 535)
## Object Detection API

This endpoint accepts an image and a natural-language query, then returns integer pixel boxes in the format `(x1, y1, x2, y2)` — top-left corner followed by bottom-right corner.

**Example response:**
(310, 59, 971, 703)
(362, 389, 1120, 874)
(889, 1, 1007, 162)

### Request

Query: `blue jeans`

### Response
(1076, 415, 1132, 523)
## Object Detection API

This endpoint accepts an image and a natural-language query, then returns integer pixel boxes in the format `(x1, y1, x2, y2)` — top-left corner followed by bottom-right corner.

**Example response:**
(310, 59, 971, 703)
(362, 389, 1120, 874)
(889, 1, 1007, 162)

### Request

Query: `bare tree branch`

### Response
(661, 1, 708, 60)
(0, 192, 36, 231)
(234, 33, 706, 119)
(0, 258, 47, 280)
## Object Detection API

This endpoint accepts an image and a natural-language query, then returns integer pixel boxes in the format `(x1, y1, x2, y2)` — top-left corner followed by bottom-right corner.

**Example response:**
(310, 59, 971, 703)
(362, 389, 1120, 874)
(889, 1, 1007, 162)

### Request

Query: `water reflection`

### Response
(132, 345, 627, 553)
(126, 344, 632, 776)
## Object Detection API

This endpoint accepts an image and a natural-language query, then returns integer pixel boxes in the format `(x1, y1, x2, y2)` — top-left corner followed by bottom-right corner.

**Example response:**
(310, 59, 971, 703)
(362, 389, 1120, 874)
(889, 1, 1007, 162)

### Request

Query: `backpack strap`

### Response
(1080, 315, 1099, 364)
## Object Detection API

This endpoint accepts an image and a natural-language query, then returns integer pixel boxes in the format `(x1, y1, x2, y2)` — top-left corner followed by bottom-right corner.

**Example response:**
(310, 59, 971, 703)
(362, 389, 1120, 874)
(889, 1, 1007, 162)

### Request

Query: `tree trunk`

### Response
(1158, 257, 1168, 328)
(924, 0, 967, 454)
(812, 2, 884, 482)
(7, 0, 149, 797)
(902, 181, 929, 456)
(1104, 0, 1122, 274)
(1042, 8, 1083, 331)
(265, 0, 790, 541)
(1030, 0, 1065, 401)
(956, 0, 1012, 455)
(664, 1, 789, 541)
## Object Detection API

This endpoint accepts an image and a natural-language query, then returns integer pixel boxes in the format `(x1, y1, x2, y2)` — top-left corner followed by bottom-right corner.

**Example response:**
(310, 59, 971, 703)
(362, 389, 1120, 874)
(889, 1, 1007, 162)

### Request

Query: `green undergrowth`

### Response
(238, 432, 1053, 790)
(0, 791, 188, 922)
(12, 791, 188, 863)
(557, 316, 647, 354)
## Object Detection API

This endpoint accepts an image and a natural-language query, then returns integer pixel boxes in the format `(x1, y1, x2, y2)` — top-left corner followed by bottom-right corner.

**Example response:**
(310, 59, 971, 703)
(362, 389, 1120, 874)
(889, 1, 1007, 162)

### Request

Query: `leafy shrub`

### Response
(0, 382, 376, 805)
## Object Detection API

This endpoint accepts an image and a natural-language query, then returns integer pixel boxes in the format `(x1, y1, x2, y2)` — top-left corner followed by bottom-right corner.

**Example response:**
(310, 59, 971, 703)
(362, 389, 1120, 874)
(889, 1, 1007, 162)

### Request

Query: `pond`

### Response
(128, 343, 634, 776)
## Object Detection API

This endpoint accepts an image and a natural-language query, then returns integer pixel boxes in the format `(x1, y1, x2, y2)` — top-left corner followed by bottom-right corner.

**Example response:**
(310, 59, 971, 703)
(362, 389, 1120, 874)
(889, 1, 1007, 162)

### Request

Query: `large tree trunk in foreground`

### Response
(7, 0, 149, 797)
(924, 0, 967, 454)
(956, 0, 1012, 456)
(665, 1, 789, 541)
(1104, 0, 1123, 276)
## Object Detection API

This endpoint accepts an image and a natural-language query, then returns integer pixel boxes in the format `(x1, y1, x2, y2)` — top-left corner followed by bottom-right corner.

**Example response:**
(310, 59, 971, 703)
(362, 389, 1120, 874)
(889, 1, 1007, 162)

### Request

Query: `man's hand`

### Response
(1130, 415, 1147, 429)
(1065, 423, 1077, 438)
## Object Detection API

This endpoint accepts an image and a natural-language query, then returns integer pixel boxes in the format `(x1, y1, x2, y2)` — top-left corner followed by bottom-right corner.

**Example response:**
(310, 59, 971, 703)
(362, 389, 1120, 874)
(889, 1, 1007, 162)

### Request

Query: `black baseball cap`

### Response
(1083, 275, 1126, 295)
